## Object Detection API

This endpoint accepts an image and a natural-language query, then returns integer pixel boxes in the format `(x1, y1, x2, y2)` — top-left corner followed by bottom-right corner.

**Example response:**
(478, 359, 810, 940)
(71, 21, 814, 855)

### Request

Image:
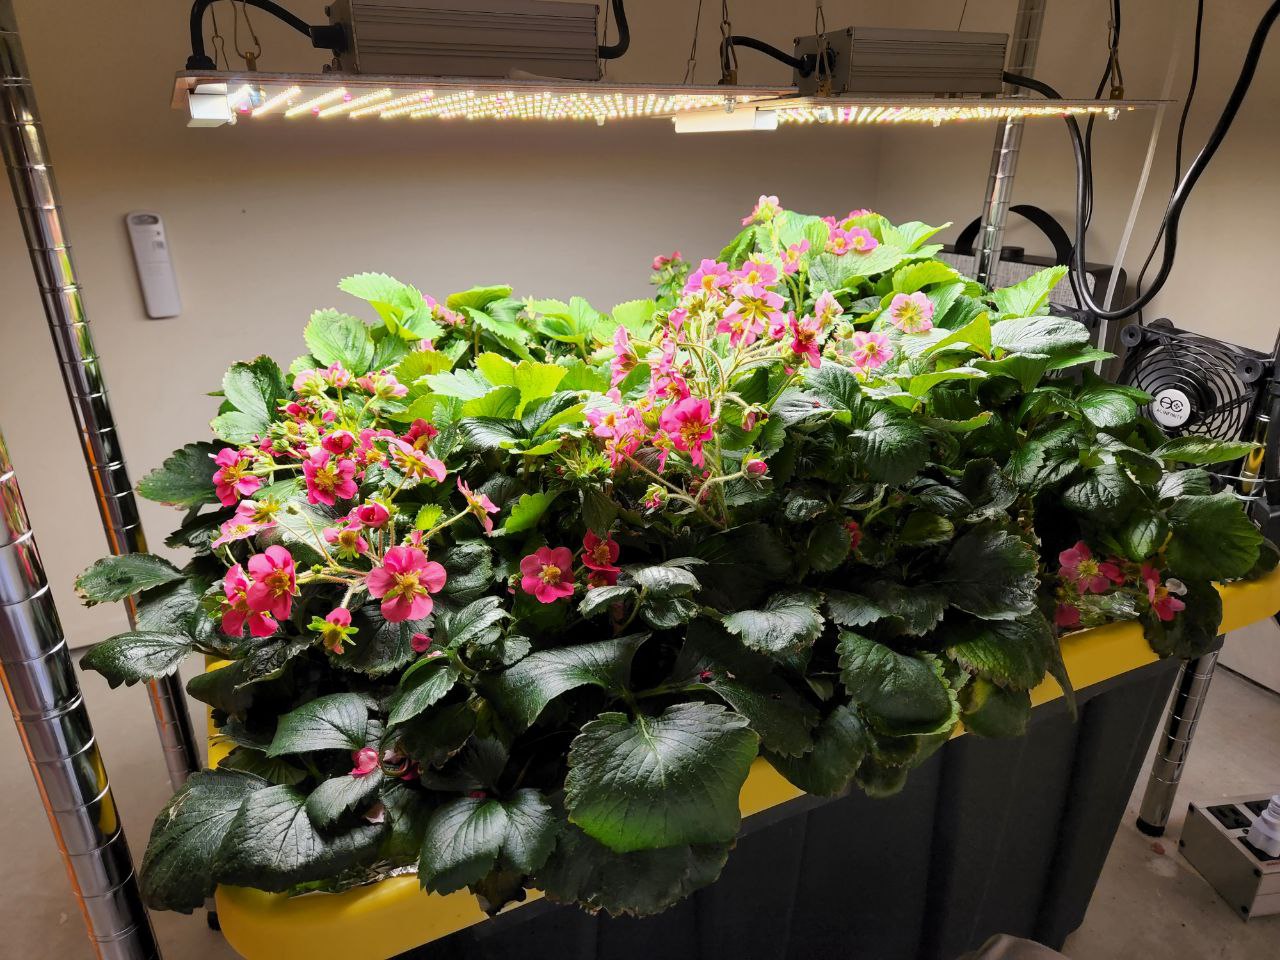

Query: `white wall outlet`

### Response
(125, 211, 181, 319)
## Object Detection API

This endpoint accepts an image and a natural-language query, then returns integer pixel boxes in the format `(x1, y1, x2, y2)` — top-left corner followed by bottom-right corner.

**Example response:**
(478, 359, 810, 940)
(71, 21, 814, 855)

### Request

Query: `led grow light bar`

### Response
(175, 72, 1158, 128)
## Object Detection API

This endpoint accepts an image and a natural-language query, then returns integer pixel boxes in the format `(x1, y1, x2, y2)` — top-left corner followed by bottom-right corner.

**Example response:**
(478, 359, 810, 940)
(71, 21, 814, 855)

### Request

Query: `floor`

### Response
(1, 661, 1277, 959)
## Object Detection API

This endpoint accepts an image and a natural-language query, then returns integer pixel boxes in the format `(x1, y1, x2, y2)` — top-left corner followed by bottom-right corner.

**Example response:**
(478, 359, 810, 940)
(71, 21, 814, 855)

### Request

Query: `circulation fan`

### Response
(1117, 318, 1280, 554)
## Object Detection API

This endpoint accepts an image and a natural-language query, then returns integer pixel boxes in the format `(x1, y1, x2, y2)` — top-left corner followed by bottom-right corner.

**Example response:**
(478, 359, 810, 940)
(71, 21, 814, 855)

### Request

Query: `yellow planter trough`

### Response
(208, 568, 1280, 960)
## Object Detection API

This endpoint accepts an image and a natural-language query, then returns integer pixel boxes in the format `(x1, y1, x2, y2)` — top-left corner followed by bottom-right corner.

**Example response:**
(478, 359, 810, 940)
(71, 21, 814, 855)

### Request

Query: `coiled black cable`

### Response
(1000, 0, 1280, 320)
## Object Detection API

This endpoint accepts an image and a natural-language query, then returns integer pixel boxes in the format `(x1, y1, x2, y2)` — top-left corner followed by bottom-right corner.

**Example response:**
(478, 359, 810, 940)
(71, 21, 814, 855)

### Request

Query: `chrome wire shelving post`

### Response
(0, 427, 161, 960)
(0, 0, 200, 789)
(974, 0, 1047, 287)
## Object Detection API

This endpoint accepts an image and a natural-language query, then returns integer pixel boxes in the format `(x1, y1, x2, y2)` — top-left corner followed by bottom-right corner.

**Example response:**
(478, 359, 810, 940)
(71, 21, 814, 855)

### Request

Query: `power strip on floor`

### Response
(1180, 794, 1280, 919)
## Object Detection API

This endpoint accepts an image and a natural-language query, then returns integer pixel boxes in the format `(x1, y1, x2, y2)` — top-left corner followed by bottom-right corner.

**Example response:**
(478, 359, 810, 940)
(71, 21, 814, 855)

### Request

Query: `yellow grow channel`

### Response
(210, 569, 1280, 960)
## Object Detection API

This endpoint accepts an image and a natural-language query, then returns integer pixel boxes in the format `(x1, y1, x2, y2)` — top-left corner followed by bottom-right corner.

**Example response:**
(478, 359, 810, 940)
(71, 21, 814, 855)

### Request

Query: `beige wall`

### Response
(1, 0, 1277, 675)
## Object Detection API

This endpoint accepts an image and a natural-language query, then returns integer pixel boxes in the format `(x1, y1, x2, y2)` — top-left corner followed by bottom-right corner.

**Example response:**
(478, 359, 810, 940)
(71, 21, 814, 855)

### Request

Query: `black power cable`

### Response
(720, 35, 833, 78)
(598, 0, 631, 60)
(187, 0, 344, 70)
(1000, 0, 1280, 320)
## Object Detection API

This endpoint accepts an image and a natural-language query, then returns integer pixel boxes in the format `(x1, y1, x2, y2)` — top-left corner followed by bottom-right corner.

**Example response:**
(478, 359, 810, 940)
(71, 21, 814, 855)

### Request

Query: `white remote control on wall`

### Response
(125, 211, 181, 319)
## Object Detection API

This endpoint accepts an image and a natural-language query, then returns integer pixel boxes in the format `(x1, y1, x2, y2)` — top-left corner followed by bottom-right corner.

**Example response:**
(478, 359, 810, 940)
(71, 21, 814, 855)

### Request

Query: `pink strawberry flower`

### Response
(457, 477, 499, 534)
(404, 419, 439, 451)
(582, 530, 621, 573)
(411, 632, 434, 654)
(424, 293, 465, 327)
(848, 227, 879, 254)
(716, 311, 765, 349)
(735, 258, 779, 288)
(352, 501, 391, 528)
(302, 449, 359, 507)
(781, 240, 810, 275)
(324, 363, 353, 389)
(744, 456, 768, 478)
(1058, 541, 1124, 595)
(311, 607, 358, 655)
(1142, 564, 1187, 622)
(611, 326, 638, 388)
(685, 259, 731, 295)
(658, 396, 716, 467)
(350, 747, 380, 778)
(387, 438, 447, 483)
(722, 283, 786, 338)
(211, 448, 261, 506)
(220, 564, 277, 638)
(366, 546, 447, 623)
(650, 429, 675, 472)
(887, 292, 935, 334)
(813, 290, 843, 328)
(356, 372, 408, 399)
(519, 546, 577, 603)
(849, 331, 894, 371)
(827, 228, 854, 256)
(790, 314, 824, 369)
(245, 545, 297, 620)
(292, 369, 327, 395)
(212, 498, 280, 548)
(742, 194, 780, 226)
(652, 250, 681, 271)
(320, 429, 355, 456)
(323, 522, 369, 560)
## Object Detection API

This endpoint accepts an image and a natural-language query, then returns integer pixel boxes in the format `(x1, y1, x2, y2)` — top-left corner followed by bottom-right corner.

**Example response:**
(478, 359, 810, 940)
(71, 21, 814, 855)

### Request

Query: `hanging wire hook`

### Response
(209, 2, 229, 70)
(233, 0, 264, 70)
(719, 0, 738, 84)
(814, 0, 833, 96)
(683, 0, 705, 83)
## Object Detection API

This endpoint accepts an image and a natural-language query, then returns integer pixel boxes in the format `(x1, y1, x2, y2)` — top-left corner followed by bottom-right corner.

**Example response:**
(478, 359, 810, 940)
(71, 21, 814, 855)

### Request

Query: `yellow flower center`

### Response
(540, 564, 563, 584)
(389, 570, 423, 600)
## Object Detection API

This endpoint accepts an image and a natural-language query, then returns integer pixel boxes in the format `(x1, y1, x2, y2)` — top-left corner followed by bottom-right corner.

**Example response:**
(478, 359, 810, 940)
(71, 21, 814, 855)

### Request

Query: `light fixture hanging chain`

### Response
(233, 0, 263, 71)
(719, 0, 737, 84)
(814, 0, 832, 95)
(683, 0, 705, 83)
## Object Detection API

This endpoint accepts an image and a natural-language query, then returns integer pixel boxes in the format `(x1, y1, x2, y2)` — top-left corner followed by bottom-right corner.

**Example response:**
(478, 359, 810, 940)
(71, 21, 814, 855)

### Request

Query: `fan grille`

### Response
(1119, 325, 1264, 442)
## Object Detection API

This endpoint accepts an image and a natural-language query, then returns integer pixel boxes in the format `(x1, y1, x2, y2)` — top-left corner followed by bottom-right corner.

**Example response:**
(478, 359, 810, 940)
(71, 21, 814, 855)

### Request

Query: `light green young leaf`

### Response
(502, 491, 559, 533)
(990, 265, 1067, 318)
(303, 309, 375, 375)
(1152, 435, 1259, 466)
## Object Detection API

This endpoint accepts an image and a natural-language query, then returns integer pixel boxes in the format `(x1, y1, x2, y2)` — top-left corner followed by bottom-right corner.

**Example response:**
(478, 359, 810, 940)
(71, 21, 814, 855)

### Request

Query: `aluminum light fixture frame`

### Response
(173, 71, 1158, 127)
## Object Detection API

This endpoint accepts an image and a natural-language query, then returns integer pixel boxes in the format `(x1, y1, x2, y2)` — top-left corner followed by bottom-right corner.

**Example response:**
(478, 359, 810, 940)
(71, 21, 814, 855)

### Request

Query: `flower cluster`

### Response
(1054, 541, 1187, 629)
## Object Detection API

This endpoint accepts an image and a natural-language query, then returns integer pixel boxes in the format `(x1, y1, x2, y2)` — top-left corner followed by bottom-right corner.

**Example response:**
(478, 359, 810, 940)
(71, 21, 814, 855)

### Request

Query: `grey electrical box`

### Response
(327, 0, 602, 79)
(1181, 795, 1280, 919)
(793, 27, 1008, 96)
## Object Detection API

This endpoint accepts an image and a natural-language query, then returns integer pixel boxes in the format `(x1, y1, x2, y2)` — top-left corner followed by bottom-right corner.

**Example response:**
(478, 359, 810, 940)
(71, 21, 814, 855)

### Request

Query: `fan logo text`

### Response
(1151, 388, 1193, 428)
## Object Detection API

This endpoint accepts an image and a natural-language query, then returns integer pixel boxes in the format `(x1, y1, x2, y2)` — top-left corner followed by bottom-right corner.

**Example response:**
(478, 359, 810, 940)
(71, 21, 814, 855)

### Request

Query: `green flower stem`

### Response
(616, 586, 648, 633)
(621, 455, 724, 529)
(423, 508, 470, 542)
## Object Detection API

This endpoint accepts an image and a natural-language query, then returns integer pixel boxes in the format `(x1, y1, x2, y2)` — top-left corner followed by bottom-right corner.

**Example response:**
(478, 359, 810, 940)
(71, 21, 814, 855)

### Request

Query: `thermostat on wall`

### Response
(125, 211, 181, 318)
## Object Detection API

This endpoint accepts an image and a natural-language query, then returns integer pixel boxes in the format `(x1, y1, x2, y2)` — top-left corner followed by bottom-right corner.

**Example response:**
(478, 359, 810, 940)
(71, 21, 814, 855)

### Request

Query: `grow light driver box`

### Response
(793, 28, 1008, 96)
(326, 0, 602, 79)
